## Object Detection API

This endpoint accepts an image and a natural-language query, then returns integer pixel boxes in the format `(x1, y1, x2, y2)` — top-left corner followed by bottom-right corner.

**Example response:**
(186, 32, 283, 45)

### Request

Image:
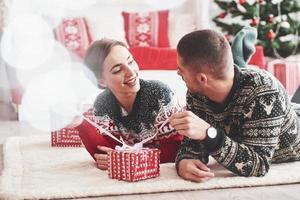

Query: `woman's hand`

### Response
(94, 145, 113, 170)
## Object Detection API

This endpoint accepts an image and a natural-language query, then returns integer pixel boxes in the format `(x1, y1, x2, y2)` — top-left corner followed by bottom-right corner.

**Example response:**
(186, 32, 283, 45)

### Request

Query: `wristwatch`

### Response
(203, 126, 222, 153)
(206, 126, 217, 139)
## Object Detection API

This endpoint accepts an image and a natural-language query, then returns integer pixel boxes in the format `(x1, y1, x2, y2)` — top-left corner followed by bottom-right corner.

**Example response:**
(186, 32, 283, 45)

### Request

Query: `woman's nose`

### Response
(125, 65, 136, 76)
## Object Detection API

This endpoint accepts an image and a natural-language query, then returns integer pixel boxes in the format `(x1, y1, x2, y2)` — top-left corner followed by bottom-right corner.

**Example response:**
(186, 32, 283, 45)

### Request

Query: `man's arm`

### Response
(172, 90, 295, 177)
(204, 92, 288, 177)
(175, 136, 209, 171)
(175, 136, 213, 182)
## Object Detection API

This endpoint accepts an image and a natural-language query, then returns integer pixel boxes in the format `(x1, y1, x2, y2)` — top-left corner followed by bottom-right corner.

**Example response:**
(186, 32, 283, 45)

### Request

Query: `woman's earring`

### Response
(97, 84, 106, 89)
(98, 80, 107, 89)
(98, 79, 107, 89)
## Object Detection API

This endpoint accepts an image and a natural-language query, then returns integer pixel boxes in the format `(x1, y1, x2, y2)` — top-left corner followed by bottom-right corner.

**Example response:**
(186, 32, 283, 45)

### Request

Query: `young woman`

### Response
(75, 39, 183, 170)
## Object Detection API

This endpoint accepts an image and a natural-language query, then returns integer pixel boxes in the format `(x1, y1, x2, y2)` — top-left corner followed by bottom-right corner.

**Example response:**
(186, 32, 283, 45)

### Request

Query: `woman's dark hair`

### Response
(177, 29, 233, 79)
(84, 38, 127, 80)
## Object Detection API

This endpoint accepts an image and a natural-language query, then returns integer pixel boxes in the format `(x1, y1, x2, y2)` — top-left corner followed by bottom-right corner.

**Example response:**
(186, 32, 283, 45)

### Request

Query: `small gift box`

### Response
(51, 106, 94, 147)
(51, 128, 82, 147)
(267, 56, 300, 95)
(273, 62, 300, 96)
(108, 148, 160, 182)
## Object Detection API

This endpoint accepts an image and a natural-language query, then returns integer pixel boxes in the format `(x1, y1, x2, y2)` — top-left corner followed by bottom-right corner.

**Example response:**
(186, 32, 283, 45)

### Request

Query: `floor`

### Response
(0, 102, 300, 200)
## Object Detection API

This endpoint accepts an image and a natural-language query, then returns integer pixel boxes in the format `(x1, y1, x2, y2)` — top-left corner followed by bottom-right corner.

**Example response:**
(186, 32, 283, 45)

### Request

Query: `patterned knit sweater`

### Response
(93, 79, 182, 146)
(175, 66, 300, 177)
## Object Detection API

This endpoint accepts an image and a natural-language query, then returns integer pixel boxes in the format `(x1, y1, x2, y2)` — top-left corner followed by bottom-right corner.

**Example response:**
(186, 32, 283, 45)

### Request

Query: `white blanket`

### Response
(1, 136, 300, 200)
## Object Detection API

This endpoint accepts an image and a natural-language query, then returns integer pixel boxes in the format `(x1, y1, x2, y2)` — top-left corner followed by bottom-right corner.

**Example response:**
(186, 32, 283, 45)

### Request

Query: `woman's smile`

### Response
(124, 76, 138, 87)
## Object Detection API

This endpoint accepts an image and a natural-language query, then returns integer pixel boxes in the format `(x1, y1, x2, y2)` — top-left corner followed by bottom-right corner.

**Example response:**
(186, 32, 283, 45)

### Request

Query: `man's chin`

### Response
(188, 88, 202, 95)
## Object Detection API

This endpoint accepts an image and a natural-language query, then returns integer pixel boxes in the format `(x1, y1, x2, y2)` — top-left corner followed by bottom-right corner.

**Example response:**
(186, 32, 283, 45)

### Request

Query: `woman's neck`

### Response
(113, 92, 137, 114)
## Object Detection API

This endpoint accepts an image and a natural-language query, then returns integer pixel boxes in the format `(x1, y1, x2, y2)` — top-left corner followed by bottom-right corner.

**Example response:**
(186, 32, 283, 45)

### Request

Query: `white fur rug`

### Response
(1, 136, 300, 200)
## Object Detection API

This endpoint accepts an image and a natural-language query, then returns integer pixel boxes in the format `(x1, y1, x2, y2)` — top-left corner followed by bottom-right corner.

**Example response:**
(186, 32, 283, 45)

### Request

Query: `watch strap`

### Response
(202, 128, 225, 153)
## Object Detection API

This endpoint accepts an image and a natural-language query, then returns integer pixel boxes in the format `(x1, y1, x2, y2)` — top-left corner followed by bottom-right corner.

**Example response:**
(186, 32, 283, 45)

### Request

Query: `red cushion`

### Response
(130, 47, 177, 70)
(122, 10, 170, 47)
(54, 18, 92, 58)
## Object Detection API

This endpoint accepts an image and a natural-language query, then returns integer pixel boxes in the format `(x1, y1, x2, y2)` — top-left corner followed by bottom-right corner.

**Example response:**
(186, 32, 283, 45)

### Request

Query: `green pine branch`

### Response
(213, 0, 300, 57)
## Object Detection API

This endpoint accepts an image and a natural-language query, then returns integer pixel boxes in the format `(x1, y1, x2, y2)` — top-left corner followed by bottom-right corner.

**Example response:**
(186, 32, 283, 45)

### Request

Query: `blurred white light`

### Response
(144, 0, 186, 10)
(7, 0, 65, 28)
(16, 41, 72, 89)
(271, 0, 283, 4)
(45, 0, 99, 11)
(7, 0, 99, 28)
(22, 62, 100, 132)
(1, 14, 55, 70)
(69, 63, 101, 105)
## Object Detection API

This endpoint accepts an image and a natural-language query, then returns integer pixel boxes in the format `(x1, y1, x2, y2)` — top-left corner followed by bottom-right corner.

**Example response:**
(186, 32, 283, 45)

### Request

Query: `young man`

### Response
(170, 29, 300, 181)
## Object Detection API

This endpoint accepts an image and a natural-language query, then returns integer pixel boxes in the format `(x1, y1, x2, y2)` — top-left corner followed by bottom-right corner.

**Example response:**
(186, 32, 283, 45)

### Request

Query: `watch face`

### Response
(207, 127, 217, 139)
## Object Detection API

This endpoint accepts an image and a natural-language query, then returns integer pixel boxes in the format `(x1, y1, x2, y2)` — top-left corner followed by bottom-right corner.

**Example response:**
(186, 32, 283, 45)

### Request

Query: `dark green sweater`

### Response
(175, 66, 300, 177)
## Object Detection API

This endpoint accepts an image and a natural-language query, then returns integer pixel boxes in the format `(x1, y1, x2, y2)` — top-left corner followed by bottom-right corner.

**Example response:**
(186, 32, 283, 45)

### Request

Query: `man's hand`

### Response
(94, 145, 113, 170)
(170, 111, 210, 141)
(178, 159, 214, 182)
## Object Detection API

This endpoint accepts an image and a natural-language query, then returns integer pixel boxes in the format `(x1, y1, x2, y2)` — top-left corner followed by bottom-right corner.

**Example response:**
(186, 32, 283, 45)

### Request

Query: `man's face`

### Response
(176, 55, 204, 94)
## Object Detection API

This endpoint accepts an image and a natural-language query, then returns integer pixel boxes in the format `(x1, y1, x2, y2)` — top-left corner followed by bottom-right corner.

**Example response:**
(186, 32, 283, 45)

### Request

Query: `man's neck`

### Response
(205, 72, 235, 105)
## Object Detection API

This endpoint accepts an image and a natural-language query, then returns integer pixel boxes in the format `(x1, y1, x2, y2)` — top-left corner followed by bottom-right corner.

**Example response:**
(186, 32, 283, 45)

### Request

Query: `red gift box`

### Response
(108, 148, 160, 182)
(51, 128, 82, 147)
(51, 107, 94, 147)
(273, 63, 300, 96)
(267, 56, 300, 96)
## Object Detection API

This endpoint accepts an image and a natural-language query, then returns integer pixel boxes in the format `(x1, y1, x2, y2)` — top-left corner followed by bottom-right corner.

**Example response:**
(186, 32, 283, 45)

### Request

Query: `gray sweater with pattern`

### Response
(175, 66, 300, 177)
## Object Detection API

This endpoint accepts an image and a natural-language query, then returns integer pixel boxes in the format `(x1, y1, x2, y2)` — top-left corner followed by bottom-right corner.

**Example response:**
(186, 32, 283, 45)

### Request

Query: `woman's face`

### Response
(99, 45, 140, 95)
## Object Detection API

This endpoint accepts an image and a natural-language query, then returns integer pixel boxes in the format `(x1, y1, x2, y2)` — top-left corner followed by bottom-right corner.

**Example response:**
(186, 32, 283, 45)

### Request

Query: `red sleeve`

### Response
(158, 133, 183, 163)
(75, 119, 118, 161)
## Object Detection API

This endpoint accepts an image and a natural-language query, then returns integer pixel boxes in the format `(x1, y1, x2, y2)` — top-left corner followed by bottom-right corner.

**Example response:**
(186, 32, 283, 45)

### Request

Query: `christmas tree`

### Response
(213, 0, 300, 58)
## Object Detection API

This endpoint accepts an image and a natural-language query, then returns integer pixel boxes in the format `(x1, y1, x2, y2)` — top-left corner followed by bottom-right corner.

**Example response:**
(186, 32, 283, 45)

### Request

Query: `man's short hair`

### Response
(177, 29, 233, 79)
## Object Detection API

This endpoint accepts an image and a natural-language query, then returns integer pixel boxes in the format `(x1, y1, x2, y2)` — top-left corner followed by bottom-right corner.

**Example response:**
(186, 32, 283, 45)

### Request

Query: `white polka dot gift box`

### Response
(50, 107, 94, 147)
(108, 148, 160, 182)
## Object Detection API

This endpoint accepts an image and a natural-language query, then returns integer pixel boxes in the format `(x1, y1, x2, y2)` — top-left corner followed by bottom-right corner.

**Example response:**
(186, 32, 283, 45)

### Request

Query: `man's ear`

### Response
(196, 72, 207, 85)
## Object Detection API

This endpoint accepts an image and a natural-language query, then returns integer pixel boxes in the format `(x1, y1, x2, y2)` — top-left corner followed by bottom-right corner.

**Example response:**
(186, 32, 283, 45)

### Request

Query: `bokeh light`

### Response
(1, 14, 55, 70)
(144, 0, 187, 10)
(21, 62, 100, 132)
(16, 42, 71, 89)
